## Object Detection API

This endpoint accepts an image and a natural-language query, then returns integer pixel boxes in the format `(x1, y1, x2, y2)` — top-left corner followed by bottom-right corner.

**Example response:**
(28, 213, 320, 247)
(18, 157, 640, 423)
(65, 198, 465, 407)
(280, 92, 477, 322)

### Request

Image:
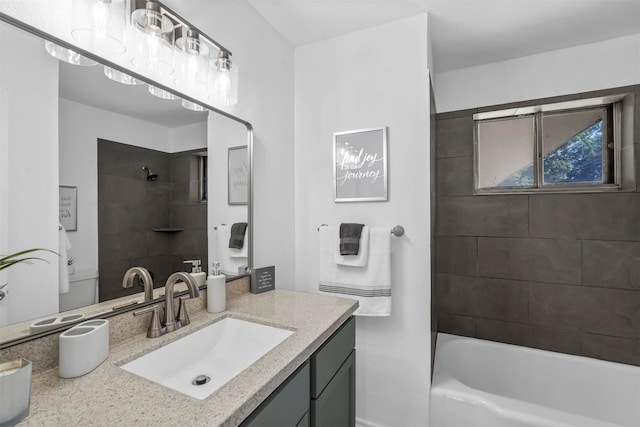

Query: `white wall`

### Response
(294, 15, 431, 427)
(0, 28, 8, 326)
(170, 121, 207, 153)
(435, 33, 640, 112)
(0, 24, 59, 325)
(166, 0, 296, 285)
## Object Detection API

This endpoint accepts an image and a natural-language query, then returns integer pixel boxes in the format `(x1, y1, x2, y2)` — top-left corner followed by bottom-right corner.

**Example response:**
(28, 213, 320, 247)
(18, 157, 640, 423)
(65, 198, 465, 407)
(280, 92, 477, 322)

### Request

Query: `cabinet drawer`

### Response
(311, 350, 356, 427)
(241, 362, 310, 427)
(311, 316, 355, 398)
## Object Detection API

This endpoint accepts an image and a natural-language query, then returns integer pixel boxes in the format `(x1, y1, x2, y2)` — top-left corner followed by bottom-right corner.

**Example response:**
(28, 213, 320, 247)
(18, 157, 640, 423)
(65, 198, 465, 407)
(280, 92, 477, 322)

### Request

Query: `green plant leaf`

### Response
(0, 248, 59, 271)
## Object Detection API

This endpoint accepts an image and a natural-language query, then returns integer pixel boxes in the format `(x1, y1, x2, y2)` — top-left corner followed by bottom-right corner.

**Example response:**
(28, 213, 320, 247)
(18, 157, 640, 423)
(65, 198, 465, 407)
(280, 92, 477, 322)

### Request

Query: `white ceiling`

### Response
(245, 0, 640, 72)
(59, 62, 207, 128)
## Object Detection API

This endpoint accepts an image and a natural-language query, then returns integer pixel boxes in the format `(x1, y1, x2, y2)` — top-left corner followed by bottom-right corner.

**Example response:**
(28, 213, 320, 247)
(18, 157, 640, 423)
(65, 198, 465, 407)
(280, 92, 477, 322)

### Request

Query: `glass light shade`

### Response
(71, 0, 127, 57)
(174, 29, 209, 95)
(44, 41, 97, 66)
(104, 66, 144, 85)
(181, 99, 207, 112)
(148, 85, 178, 100)
(130, 2, 175, 77)
(209, 52, 238, 106)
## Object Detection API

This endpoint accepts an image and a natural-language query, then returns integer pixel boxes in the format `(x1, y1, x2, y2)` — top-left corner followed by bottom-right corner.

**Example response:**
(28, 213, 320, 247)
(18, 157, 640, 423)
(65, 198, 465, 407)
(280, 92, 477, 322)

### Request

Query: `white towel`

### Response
(58, 224, 72, 294)
(334, 226, 369, 267)
(319, 226, 391, 316)
(216, 225, 247, 276)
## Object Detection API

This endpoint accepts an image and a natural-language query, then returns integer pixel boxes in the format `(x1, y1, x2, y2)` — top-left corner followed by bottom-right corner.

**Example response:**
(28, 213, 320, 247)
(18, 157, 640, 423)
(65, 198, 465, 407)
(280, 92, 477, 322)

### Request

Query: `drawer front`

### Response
(311, 316, 355, 398)
(311, 350, 356, 427)
(241, 362, 310, 427)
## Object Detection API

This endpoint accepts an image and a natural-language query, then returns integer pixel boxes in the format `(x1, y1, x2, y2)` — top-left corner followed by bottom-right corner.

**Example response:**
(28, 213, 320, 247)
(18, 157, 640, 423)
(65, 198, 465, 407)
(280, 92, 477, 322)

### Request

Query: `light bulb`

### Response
(214, 67, 231, 99)
(186, 54, 198, 81)
(146, 32, 160, 66)
(210, 50, 237, 105)
(92, 0, 112, 43)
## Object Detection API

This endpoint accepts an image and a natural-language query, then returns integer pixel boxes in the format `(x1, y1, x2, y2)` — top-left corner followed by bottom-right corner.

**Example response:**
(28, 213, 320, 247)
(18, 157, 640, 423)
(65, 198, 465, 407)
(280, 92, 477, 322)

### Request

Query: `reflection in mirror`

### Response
(0, 18, 251, 345)
(207, 116, 249, 277)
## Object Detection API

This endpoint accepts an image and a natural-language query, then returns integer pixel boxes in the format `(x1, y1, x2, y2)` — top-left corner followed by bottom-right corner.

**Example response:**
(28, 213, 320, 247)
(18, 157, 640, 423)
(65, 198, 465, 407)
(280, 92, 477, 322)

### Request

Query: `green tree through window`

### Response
(499, 120, 603, 187)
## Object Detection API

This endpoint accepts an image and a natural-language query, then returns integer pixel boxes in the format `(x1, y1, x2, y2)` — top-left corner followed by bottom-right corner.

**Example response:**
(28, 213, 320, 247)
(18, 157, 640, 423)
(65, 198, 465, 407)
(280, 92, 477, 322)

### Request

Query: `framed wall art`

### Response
(59, 186, 77, 231)
(334, 127, 388, 202)
(228, 145, 248, 205)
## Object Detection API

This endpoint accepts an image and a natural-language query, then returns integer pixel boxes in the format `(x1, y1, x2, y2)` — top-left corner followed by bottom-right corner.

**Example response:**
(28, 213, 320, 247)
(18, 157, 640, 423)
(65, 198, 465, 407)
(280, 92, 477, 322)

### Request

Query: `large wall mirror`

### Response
(0, 6, 253, 346)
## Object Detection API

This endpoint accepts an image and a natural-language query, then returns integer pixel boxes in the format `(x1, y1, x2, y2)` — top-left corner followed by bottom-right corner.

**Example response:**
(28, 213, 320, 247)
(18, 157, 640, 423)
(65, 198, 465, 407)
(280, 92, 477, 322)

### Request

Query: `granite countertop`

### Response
(19, 290, 358, 426)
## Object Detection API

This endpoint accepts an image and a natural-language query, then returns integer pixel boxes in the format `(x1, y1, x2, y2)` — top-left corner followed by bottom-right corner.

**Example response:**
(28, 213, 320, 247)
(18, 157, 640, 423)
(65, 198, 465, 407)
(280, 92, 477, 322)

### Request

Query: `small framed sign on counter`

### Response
(251, 266, 275, 294)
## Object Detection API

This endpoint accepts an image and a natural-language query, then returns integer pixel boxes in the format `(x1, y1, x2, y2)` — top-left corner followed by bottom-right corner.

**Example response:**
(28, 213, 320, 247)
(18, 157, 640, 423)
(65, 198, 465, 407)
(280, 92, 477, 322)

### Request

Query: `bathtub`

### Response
(430, 333, 640, 427)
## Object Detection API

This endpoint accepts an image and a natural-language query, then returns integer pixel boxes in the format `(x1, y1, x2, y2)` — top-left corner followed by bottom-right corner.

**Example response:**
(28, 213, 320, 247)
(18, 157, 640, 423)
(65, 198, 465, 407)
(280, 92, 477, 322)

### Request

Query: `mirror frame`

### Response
(0, 6, 254, 349)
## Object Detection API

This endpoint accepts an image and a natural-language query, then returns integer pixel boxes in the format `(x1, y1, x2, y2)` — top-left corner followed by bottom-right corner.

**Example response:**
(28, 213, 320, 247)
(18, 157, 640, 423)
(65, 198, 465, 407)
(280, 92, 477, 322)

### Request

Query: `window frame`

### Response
(473, 95, 626, 195)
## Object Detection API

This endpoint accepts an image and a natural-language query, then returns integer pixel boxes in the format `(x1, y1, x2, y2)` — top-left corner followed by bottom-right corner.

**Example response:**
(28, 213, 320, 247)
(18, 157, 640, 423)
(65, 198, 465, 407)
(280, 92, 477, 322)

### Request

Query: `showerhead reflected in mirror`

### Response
(142, 165, 158, 181)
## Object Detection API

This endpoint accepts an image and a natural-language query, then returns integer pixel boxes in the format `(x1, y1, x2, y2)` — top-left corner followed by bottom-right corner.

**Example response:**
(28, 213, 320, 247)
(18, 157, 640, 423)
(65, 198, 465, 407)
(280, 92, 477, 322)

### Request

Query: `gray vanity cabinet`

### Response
(310, 316, 356, 427)
(240, 362, 310, 427)
(241, 316, 356, 427)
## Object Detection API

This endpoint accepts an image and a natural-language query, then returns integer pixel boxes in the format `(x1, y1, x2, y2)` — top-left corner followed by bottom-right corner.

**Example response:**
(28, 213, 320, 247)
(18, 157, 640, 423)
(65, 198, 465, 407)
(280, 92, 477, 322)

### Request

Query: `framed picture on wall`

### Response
(228, 145, 248, 205)
(334, 127, 388, 202)
(59, 186, 77, 231)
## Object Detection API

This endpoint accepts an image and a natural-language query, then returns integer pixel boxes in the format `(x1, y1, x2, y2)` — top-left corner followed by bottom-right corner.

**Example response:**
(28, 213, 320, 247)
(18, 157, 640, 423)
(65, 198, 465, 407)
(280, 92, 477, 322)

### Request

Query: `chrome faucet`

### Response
(122, 267, 154, 301)
(163, 272, 200, 333)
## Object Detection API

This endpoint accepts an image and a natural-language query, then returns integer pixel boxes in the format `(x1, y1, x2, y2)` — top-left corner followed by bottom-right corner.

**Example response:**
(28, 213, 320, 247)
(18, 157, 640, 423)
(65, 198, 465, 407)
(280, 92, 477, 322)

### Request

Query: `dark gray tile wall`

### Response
(98, 140, 207, 301)
(434, 86, 640, 366)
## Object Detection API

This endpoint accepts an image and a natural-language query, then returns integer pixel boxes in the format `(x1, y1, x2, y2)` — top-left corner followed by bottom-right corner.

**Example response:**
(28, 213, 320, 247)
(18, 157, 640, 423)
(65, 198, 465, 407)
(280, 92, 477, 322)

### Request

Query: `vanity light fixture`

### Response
(210, 50, 238, 106)
(71, 0, 126, 57)
(175, 27, 209, 94)
(181, 99, 207, 112)
(44, 41, 98, 66)
(148, 84, 178, 99)
(104, 66, 144, 85)
(130, 0, 175, 77)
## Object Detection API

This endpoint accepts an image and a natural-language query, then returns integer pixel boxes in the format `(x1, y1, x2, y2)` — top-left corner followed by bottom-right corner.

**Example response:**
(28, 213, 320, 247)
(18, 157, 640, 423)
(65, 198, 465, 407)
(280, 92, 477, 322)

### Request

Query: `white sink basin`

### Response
(120, 317, 293, 400)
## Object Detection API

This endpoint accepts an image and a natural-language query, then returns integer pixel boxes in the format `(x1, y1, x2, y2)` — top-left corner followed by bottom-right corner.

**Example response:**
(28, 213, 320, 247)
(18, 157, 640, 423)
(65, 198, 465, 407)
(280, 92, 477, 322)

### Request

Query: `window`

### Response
(473, 95, 633, 193)
(199, 154, 208, 202)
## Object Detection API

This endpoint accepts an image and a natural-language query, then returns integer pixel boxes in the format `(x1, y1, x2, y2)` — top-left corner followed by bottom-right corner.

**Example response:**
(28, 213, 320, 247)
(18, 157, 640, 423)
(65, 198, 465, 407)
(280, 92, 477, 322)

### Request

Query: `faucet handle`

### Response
(133, 305, 165, 338)
(176, 297, 191, 327)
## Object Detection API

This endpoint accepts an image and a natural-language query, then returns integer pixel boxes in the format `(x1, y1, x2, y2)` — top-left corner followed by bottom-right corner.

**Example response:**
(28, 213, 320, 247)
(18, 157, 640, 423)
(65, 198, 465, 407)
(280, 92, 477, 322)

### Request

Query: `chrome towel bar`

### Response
(317, 224, 405, 237)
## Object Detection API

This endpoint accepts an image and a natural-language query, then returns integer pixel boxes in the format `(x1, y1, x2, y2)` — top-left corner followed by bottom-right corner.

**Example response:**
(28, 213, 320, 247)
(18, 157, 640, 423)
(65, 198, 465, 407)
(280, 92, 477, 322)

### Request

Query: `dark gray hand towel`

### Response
(229, 222, 248, 249)
(339, 223, 365, 255)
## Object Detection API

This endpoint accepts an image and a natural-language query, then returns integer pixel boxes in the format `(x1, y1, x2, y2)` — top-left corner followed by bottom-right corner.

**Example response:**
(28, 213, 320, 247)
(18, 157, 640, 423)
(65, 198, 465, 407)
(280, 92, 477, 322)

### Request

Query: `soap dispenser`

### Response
(207, 262, 225, 313)
(184, 260, 206, 288)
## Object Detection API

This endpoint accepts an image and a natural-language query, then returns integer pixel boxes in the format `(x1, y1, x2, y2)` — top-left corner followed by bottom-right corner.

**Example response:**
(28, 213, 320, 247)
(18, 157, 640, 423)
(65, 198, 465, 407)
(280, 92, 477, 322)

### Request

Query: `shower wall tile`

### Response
(437, 312, 476, 336)
(436, 236, 477, 276)
(528, 283, 640, 339)
(437, 274, 528, 322)
(475, 319, 581, 355)
(529, 193, 640, 241)
(100, 232, 148, 259)
(98, 141, 207, 302)
(435, 85, 640, 367)
(437, 195, 528, 237)
(478, 237, 582, 285)
(437, 156, 474, 196)
(583, 240, 640, 290)
(581, 333, 640, 366)
(436, 115, 474, 158)
(130, 255, 175, 286)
